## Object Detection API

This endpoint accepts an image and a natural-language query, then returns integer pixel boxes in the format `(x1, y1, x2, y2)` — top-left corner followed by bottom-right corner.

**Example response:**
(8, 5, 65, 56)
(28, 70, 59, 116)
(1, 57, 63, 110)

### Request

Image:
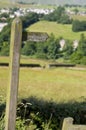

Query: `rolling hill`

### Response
(27, 21, 86, 41)
(0, 0, 86, 8)
(18, 0, 86, 5)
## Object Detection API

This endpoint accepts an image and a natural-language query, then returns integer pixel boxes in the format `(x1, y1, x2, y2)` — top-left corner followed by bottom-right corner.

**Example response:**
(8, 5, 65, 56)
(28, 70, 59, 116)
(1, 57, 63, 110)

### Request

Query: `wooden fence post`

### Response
(62, 117, 86, 130)
(5, 18, 22, 130)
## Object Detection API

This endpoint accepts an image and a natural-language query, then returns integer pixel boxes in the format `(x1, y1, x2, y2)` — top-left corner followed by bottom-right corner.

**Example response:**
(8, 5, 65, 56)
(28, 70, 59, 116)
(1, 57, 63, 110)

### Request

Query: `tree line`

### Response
(43, 6, 86, 32)
(0, 7, 86, 65)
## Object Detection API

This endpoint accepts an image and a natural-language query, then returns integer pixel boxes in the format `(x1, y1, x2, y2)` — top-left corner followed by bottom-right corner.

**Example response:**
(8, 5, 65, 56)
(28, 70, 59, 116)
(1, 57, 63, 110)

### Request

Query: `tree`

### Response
(71, 34, 86, 64)
(0, 21, 11, 45)
(22, 41, 36, 56)
(78, 33, 86, 56)
(73, 8, 79, 15)
(59, 14, 72, 24)
(0, 12, 39, 53)
(21, 12, 39, 29)
(47, 34, 60, 59)
(63, 40, 74, 60)
(72, 20, 86, 32)
(0, 13, 9, 19)
(0, 42, 9, 56)
(43, 6, 72, 24)
(35, 42, 48, 59)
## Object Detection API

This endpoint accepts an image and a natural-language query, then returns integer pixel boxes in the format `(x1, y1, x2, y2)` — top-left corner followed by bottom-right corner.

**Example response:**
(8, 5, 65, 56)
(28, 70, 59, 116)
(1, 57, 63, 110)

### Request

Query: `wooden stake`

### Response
(5, 18, 22, 130)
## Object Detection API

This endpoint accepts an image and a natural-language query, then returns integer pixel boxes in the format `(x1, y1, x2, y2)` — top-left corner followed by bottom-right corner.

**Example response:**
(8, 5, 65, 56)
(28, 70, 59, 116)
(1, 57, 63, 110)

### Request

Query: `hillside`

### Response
(1, 0, 86, 8)
(27, 21, 86, 41)
(18, 0, 86, 5)
(0, 0, 10, 7)
(1, 0, 86, 7)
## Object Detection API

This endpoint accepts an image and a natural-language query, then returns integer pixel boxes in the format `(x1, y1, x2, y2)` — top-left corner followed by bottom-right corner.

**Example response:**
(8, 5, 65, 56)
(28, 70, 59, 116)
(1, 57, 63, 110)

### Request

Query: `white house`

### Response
(0, 23, 7, 32)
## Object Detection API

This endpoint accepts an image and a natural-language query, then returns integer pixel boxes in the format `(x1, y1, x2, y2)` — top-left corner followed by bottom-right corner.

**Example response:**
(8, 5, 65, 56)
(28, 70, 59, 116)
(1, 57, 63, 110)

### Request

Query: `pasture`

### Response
(27, 21, 86, 41)
(71, 14, 86, 21)
(0, 0, 11, 8)
(0, 56, 86, 104)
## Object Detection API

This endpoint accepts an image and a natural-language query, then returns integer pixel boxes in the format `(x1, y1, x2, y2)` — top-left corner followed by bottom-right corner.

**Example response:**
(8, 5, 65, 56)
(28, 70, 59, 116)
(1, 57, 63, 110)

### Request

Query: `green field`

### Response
(0, 0, 11, 8)
(27, 21, 86, 41)
(0, 56, 50, 66)
(0, 0, 35, 8)
(71, 14, 86, 21)
(0, 56, 86, 104)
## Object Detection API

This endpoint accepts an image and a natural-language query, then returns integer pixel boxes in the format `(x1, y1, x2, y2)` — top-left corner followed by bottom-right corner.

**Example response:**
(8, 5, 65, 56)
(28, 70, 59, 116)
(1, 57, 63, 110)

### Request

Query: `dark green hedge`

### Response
(0, 97, 86, 130)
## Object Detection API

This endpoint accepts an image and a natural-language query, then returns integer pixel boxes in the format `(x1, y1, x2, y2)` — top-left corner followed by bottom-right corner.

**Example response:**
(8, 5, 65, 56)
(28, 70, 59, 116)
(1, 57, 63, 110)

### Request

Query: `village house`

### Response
(0, 23, 7, 32)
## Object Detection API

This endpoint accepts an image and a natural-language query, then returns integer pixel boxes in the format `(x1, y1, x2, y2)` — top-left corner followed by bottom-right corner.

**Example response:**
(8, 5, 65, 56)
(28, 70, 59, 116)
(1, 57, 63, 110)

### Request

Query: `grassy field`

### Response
(0, 0, 11, 8)
(0, 56, 50, 66)
(27, 21, 86, 41)
(0, 0, 36, 8)
(0, 56, 86, 104)
(71, 14, 86, 21)
(0, 0, 55, 8)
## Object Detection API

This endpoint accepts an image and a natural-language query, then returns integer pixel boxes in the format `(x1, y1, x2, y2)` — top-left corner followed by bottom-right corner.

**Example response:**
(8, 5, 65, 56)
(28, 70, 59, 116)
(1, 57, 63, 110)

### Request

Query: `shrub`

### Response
(22, 42, 36, 56)
(0, 98, 86, 130)
(43, 6, 72, 24)
(0, 42, 9, 56)
(72, 20, 86, 32)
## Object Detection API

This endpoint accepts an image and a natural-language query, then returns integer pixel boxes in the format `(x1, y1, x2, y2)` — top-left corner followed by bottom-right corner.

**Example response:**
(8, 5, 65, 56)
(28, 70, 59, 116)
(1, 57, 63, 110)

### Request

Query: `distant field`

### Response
(0, 56, 86, 104)
(27, 21, 86, 41)
(0, 0, 11, 8)
(0, 0, 36, 8)
(0, 0, 54, 8)
(71, 14, 86, 21)
(69, 6, 86, 12)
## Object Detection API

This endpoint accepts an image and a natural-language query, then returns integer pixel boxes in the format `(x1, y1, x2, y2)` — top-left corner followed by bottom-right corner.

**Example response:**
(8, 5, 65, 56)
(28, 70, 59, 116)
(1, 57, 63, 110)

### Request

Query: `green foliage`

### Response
(72, 20, 86, 32)
(16, 119, 26, 130)
(44, 6, 72, 24)
(47, 34, 60, 59)
(0, 116, 4, 130)
(59, 14, 72, 24)
(0, 13, 9, 19)
(71, 33, 86, 64)
(0, 12, 39, 56)
(0, 22, 11, 44)
(80, 56, 86, 65)
(21, 12, 39, 29)
(0, 42, 9, 56)
(71, 51, 83, 64)
(44, 6, 65, 21)
(36, 42, 48, 59)
(22, 41, 36, 56)
(0, 13, 10, 23)
(78, 33, 86, 56)
(63, 40, 74, 60)
(73, 8, 79, 14)
(16, 98, 86, 129)
(22, 34, 60, 60)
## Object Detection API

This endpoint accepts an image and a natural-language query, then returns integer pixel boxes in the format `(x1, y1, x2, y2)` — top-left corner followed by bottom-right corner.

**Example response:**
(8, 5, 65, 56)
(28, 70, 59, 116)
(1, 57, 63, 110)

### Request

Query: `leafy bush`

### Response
(21, 12, 39, 29)
(16, 97, 86, 130)
(22, 41, 36, 56)
(0, 42, 9, 56)
(71, 34, 86, 64)
(0, 21, 11, 44)
(80, 57, 86, 65)
(43, 6, 72, 24)
(0, 97, 86, 130)
(22, 34, 61, 60)
(72, 20, 86, 32)
(63, 40, 74, 60)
